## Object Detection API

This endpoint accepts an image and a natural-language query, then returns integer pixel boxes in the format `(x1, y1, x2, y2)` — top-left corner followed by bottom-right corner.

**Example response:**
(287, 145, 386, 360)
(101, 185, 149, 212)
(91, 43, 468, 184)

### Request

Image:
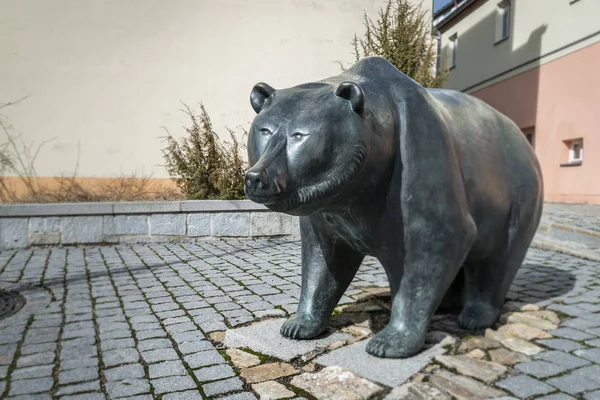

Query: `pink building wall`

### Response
(472, 41, 600, 205)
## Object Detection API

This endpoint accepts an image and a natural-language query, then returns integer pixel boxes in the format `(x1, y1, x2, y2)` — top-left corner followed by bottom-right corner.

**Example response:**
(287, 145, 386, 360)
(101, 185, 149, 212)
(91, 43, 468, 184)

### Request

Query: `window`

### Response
(449, 34, 458, 68)
(569, 139, 583, 162)
(523, 128, 535, 148)
(561, 138, 584, 166)
(496, 1, 511, 43)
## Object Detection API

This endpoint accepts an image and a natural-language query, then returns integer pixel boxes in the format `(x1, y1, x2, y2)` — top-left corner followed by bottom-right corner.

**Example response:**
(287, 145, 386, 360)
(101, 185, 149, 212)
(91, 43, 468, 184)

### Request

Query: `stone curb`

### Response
(531, 238, 600, 262)
(537, 221, 600, 247)
(0, 200, 300, 250)
(0, 199, 268, 217)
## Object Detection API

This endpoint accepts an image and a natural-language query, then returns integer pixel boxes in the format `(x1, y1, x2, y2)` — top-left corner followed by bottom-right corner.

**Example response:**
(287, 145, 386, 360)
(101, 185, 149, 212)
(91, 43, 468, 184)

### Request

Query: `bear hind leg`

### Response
(436, 267, 465, 314)
(459, 204, 540, 331)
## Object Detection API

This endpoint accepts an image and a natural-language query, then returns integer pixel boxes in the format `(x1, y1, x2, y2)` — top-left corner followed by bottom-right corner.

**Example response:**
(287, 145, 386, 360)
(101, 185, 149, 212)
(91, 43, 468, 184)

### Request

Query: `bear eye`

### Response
(291, 132, 308, 140)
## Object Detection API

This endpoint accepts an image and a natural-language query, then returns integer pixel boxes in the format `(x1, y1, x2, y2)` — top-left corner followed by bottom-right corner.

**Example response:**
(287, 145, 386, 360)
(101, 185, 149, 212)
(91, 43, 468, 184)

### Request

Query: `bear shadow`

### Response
(331, 263, 576, 339)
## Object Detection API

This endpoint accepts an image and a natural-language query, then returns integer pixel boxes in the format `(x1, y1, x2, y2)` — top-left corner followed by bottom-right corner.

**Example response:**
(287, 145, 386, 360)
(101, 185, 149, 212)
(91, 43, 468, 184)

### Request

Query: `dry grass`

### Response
(0, 97, 183, 204)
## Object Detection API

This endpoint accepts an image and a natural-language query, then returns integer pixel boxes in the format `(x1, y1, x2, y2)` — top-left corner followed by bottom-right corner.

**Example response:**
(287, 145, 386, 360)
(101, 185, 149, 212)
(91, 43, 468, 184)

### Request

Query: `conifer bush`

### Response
(162, 103, 247, 200)
(351, 0, 449, 88)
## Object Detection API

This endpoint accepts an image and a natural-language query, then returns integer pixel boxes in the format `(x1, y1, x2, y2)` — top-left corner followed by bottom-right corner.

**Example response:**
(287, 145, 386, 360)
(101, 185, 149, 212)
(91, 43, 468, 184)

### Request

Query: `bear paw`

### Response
(280, 315, 327, 339)
(458, 303, 499, 331)
(366, 326, 424, 358)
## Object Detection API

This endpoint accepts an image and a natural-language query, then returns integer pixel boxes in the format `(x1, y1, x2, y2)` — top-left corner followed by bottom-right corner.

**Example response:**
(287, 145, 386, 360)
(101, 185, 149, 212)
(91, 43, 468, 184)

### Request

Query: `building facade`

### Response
(3, 0, 433, 194)
(434, 0, 600, 204)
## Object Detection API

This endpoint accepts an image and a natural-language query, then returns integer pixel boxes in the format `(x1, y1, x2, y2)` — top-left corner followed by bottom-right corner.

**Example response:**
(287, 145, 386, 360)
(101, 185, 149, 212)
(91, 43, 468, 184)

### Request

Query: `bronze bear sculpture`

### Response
(244, 56, 544, 358)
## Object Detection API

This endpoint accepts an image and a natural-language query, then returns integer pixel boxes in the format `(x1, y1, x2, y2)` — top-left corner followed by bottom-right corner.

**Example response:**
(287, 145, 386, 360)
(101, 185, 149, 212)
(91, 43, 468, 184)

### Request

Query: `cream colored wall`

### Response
(438, 0, 600, 92)
(2, 0, 431, 179)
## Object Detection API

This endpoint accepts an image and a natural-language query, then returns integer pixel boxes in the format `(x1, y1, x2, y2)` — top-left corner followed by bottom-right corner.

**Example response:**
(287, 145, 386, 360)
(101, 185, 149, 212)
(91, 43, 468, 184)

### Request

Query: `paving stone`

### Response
(106, 378, 151, 398)
(500, 312, 559, 331)
(574, 348, 600, 363)
(502, 337, 544, 355)
(538, 394, 578, 400)
(514, 360, 567, 378)
(290, 366, 384, 400)
(11, 364, 54, 380)
(101, 338, 135, 351)
(135, 329, 167, 340)
(546, 365, 600, 394)
(194, 364, 236, 382)
(148, 360, 187, 378)
(224, 318, 352, 361)
(56, 381, 100, 396)
(551, 327, 596, 341)
(141, 348, 179, 363)
(240, 362, 298, 384)
(5, 395, 52, 400)
(495, 375, 555, 398)
(434, 355, 507, 383)
(177, 340, 215, 355)
(489, 348, 529, 365)
(534, 350, 592, 369)
(60, 357, 99, 371)
(9, 377, 54, 395)
(151, 375, 197, 395)
(203, 377, 244, 397)
(537, 338, 585, 352)
(16, 351, 55, 367)
(60, 394, 106, 400)
(137, 338, 172, 351)
(315, 338, 447, 387)
(172, 331, 207, 344)
(184, 349, 225, 368)
(162, 390, 204, 400)
(226, 348, 261, 368)
(384, 382, 451, 400)
(458, 336, 500, 352)
(585, 390, 600, 400)
(498, 323, 552, 340)
(104, 363, 145, 381)
(20, 342, 57, 355)
(103, 348, 140, 367)
(59, 367, 99, 384)
(219, 393, 258, 400)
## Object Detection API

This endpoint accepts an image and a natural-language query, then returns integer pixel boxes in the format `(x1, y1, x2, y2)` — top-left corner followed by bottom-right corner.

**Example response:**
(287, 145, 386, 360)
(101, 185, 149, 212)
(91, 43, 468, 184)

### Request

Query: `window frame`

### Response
(561, 138, 584, 167)
(449, 33, 458, 69)
(495, 0, 511, 44)
(569, 139, 583, 163)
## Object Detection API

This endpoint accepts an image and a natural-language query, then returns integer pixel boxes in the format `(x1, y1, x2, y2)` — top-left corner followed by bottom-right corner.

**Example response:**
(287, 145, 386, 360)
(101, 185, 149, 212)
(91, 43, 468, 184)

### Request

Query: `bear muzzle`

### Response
(244, 168, 289, 204)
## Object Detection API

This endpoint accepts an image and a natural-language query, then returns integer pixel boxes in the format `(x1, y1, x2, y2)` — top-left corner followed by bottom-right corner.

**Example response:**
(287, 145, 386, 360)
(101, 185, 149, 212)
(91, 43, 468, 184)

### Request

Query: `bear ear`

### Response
(250, 82, 276, 114)
(334, 81, 365, 115)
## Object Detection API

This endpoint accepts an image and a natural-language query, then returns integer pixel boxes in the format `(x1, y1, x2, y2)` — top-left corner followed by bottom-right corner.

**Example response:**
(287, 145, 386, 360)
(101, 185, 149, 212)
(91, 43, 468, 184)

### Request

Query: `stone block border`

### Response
(0, 200, 300, 250)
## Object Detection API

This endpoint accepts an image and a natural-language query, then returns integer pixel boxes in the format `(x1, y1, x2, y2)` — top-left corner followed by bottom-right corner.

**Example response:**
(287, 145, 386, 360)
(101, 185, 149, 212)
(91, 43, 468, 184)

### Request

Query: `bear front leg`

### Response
(367, 217, 477, 358)
(281, 217, 364, 340)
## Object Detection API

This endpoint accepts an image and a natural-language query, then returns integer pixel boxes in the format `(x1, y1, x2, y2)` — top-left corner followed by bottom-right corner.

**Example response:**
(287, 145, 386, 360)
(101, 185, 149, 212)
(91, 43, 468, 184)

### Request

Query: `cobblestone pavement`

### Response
(0, 238, 599, 399)
(542, 203, 600, 234)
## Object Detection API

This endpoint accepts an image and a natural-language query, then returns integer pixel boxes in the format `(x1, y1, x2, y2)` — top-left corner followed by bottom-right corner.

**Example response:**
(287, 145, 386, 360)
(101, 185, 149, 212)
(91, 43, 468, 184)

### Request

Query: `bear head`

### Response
(244, 80, 368, 216)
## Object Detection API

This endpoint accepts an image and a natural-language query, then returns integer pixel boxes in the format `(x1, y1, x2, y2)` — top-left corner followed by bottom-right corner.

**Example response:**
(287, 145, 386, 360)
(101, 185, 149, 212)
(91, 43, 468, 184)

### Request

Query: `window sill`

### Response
(560, 161, 583, 167)
(570, 0, 581, 4)
(450, 64, 456, 70)
(494, 36, 509, 46)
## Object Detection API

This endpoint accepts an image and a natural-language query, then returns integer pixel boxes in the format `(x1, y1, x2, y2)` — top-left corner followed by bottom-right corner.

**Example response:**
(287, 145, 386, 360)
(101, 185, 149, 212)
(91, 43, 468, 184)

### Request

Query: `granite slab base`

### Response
(223, 318, 353, 362)
(315, 339, 448, 387)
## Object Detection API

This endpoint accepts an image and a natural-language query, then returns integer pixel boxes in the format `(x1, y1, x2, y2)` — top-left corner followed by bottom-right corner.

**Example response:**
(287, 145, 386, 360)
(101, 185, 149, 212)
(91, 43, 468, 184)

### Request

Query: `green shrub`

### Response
(351, 0, 449, 88)
(162, 103, 247, 200)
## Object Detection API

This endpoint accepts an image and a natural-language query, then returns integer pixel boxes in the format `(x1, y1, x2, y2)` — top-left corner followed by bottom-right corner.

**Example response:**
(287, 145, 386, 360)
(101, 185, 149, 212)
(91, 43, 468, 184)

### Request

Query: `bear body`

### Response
(244, 56, 544, 358)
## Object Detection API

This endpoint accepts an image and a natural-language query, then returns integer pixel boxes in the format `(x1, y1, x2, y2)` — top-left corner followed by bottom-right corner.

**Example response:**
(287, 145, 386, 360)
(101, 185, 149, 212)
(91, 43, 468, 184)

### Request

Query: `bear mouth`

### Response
(260, 142, 367, 214)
